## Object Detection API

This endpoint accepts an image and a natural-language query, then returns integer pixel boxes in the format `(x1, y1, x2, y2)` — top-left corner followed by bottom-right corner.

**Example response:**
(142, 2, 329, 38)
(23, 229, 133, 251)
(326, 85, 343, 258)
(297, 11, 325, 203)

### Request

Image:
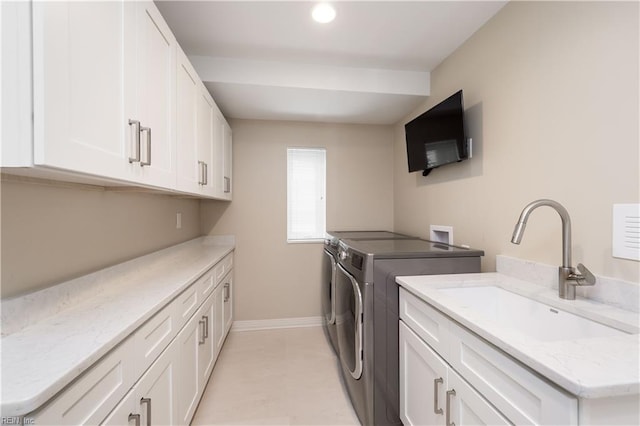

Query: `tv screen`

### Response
(405, 90, 467, 175)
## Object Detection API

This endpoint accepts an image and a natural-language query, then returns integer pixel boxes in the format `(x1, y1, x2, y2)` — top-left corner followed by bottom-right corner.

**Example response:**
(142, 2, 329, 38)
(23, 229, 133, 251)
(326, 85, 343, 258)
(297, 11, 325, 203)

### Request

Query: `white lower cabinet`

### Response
(175, 289, 217, 425)
(223, 275, 233, 335)
(400, 322, 509, 426)
(29, 253, 234, 426)
(30, 337, 137, 425)
(198, 292, 217, 394)
(102, 341, 177, 426)
(399, 288, 578, 426)
(175, 305, 202, 425)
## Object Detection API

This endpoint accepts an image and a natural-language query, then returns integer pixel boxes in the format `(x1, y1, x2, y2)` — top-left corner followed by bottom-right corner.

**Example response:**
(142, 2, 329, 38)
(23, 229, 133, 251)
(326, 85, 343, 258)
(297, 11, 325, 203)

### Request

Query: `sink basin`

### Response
(438, 286, 630, 341)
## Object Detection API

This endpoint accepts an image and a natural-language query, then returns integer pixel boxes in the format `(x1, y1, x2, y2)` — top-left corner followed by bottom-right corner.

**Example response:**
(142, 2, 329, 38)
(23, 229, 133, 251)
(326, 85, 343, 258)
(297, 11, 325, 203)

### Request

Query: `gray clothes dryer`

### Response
(334, 239, 484, 426)
(322, 231, 414, 355)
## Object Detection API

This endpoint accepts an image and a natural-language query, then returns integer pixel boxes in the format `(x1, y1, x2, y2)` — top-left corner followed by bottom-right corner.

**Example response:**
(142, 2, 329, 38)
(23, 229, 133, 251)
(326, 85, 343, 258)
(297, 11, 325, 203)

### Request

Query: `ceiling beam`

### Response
(189, 55, 430, 97)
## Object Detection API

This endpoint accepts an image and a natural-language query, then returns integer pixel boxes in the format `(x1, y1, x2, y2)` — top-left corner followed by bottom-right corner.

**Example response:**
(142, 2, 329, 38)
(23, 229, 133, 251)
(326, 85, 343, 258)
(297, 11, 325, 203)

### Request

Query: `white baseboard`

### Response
(231, 316, 323, 332)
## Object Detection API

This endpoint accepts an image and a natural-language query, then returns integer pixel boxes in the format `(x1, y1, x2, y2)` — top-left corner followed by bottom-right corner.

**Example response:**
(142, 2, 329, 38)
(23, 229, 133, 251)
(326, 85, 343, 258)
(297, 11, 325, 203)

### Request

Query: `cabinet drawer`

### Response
(134, 302, 176, 377)
(448, 322, 577, 425)
(31, 337, 136, 425)
(400, 288, 451, 358)
(214, 253, 233, 284)
(197, 268, 216, 301)
(175, 282, 199, 331)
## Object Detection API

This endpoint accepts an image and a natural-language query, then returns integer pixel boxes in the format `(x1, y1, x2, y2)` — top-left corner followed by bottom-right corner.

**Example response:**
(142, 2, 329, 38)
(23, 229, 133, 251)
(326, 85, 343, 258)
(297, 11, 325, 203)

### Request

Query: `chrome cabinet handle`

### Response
(140, 126, 151, 166)
(204, 162, 208, 185)
(224, 176, 230, 193)
(224, 282, 230, 302)
(433, 377, 444, 414)
(203, 315, 209, 338)
(446, 389, 456, 426)
(198, 161, 205, 185)
(128, 413, 140, 426)
(128, 119, 140, 163)
(140, 398, 151, 426)
(199, 318, 206, 344)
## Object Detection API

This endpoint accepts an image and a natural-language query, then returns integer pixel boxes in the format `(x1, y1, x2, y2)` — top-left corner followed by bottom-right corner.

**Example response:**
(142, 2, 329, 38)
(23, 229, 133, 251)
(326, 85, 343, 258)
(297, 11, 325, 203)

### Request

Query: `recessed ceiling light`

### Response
(312, 3, 336, 24)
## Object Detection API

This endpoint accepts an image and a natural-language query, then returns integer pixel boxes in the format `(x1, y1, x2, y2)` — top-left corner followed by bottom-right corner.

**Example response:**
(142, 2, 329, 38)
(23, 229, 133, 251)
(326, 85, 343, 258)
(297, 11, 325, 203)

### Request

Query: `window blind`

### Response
(287, 148, 326, 241)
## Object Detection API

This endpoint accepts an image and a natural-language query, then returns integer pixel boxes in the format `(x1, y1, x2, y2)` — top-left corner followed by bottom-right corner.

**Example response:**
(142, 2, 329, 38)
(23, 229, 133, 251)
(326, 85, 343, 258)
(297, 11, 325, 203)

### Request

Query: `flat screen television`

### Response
(405, 90, 468, 176)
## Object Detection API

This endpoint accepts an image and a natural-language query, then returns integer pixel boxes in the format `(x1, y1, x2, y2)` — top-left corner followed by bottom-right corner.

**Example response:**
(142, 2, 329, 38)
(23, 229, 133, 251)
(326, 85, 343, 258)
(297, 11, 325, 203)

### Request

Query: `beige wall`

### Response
(0, 177, 201, 298)
(201, 119, 394, 321)
(394, 1, 640, 282)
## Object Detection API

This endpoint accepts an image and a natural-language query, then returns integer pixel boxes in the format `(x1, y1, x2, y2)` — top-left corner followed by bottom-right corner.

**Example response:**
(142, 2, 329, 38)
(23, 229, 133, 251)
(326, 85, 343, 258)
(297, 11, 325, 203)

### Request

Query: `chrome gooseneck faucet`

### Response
(511, 199, 596, 300)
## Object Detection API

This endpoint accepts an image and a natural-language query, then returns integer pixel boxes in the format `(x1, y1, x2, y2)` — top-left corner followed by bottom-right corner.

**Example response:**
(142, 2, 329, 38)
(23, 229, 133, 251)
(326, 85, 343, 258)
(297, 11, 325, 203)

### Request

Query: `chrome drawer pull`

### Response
(198, 161, 205, 185)
(199, 319, 206, 344)
(128, 413, 140, 426)
(128, 119, 140, 163)
(140, 126, 151, 166)
(203, 315, 209, 338)
(433, 377, 444, 414)
(446, 389, 456, 426)
(140, 397, 151, 426)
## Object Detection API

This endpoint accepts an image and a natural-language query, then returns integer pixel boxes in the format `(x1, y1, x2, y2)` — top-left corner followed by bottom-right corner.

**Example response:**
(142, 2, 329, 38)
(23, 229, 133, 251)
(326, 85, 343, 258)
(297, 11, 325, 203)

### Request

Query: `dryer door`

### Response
(335, 263, 363, 380)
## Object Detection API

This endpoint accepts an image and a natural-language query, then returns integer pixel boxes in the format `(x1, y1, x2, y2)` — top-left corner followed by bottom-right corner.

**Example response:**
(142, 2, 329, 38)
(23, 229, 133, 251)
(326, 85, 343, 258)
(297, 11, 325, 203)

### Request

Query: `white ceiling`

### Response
(156, 1, 507, 125)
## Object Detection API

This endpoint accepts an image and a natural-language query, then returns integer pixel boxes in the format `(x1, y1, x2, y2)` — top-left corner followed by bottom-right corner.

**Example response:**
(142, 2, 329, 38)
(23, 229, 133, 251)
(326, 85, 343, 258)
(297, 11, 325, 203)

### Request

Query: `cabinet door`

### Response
(125, 1, 176, 188)
(175, 46, 200, 193)
(103, 342, 178, 426)
(447, 369, 511, 426)
(198, 293, 216, 392)
(399, 321, 448, 426)
(176, 308, 202, 425)
(101, 388, 137, 426)
(197, 88, 216, 196)
(213, 282, 226, 355)
(222, 119, 233, 199)
(2, 1, 32, 166)
(136, 344, 178, 426)
(211, 108, 226, 198)
(223, 275, 233, 335)
(31, 1, 132, 179)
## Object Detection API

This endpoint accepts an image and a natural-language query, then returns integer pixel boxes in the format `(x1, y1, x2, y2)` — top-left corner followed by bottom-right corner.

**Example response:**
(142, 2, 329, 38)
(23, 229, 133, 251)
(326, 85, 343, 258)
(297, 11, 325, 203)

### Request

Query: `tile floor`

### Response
(191, 326, 360, 426)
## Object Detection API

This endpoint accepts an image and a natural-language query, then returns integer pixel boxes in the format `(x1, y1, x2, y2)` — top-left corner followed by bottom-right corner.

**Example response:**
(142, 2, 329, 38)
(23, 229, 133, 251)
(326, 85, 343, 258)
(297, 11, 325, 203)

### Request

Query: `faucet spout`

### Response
(510, 199, 595, 300)
(510, 199, 572, 268)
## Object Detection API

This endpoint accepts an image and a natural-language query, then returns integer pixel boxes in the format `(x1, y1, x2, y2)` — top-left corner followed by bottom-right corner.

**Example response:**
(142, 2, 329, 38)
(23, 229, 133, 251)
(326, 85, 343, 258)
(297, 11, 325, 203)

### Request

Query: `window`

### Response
(287, 148, 326, 242)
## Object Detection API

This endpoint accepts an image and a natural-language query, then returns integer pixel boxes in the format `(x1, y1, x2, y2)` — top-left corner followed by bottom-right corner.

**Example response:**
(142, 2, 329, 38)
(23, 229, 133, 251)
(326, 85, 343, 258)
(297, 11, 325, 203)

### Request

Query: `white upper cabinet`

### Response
(210, 109, 233, 200)
(197, 89, 216, 197)
(30, 1, 132, 180)
(176, 46, 219, 197)
(2, 0, 231, 200)
(176, 47, 200, 192)
(29, 1, 176, 189)
(124, 1, 177, 189)
(222, 119, 233, 200)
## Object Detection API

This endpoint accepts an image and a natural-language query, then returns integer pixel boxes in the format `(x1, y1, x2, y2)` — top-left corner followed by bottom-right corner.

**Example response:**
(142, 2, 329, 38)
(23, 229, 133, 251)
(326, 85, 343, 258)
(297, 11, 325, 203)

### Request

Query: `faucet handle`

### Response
(576, 263, 596, 286)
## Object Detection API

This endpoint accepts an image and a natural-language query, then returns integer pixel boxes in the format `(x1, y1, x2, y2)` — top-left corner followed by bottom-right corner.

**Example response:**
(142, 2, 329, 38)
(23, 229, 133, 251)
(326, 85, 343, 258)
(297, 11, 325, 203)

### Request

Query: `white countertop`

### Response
(0, 236, 234, 417)
(397, 272, 640, 399)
